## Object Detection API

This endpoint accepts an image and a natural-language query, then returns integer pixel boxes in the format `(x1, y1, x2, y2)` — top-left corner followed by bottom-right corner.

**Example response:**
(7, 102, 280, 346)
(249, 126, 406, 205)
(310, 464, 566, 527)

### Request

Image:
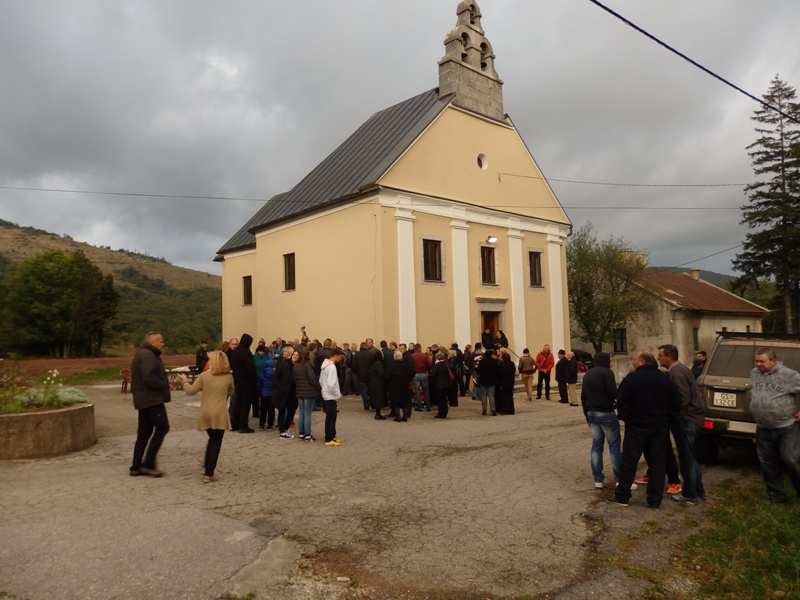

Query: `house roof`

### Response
(638, 269, 768, 314)
(217, 88, 452, 255)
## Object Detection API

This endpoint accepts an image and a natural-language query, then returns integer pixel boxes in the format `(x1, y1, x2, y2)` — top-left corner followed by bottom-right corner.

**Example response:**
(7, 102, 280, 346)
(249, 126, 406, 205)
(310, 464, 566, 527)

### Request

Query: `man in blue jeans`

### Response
(750, 347, 800, 503)
(657, 344, 706, 505)
(581, 352, 621, 489)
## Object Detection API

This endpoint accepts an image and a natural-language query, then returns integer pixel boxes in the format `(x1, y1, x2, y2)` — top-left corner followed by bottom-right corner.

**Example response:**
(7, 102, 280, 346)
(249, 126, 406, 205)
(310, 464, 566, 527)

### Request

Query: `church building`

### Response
(216, 2, 572, 352)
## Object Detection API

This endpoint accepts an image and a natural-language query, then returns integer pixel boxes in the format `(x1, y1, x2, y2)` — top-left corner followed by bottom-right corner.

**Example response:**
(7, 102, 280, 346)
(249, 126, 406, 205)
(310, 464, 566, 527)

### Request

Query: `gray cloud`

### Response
(1, 0, 798, 275)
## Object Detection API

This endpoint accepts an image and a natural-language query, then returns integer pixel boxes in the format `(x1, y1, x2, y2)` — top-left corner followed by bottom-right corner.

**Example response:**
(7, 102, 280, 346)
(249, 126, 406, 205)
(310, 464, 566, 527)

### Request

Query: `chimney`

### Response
(691, 269, 700, 281)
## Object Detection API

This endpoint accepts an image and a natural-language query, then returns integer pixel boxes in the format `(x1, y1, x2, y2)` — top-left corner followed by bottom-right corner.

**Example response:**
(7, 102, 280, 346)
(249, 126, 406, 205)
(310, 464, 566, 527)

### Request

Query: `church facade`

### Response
(217, 2, 572, 353)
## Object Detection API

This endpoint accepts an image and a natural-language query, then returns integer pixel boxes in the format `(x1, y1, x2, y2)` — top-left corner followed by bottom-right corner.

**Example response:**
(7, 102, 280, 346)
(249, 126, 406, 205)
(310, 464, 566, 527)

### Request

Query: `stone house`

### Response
(571, 268, 768, 380)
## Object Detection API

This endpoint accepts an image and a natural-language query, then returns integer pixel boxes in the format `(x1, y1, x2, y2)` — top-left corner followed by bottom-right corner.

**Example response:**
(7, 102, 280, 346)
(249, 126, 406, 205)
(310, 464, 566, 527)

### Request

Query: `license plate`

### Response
(713, 392, 737, 407)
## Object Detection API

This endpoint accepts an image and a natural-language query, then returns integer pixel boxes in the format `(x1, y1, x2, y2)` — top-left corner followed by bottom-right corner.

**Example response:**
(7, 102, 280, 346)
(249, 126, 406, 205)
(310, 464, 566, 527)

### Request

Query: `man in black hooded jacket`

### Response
(581, 352, 620, 489)
(228, 333, 258, 433)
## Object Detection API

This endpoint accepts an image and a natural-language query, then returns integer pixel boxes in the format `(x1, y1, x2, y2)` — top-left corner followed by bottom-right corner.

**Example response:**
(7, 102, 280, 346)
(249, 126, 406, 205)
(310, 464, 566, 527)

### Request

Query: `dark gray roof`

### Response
(217, 88, 450, 255)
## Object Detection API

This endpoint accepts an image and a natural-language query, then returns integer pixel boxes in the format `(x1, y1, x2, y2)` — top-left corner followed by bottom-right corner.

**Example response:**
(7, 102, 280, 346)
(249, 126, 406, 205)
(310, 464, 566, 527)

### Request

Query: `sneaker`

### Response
(280, 432, 294, 439)
(672, 493, 696, 506)
(324, 440, 341, 446)
(203, 475, 217, 484)
(305, 435, 315, 442)
(634, 475, 649, 484)
(594, 482, 605, 489)
(333, 437, 341, 443)
(615, 482, 638, 491)
(667, 482, 683, 494)
(606, 497, 629, 507)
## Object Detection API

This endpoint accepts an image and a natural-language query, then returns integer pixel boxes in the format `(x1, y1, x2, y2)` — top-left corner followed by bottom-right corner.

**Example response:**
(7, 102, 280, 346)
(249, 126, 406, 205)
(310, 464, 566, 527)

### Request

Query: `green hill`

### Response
(0, 220, 221, 355)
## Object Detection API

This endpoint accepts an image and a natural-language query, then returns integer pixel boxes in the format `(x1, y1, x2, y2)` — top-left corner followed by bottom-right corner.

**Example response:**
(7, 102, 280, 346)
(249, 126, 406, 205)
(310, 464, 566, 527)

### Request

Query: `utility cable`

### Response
(589, 0, 800, 125)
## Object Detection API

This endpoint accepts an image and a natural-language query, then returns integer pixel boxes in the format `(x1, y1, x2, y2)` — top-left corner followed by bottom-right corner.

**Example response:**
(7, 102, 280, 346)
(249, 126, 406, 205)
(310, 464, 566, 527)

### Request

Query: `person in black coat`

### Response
(228, 333, 258, 433)
(386, 350, 415, 422)
(429, 353, 451, 418)
(496, 352, 517, 414)
(273, 346, 297, 439)
(554, 350, 568, 404)
(369, 354, 388, 419)
(476, 349, 499, 416)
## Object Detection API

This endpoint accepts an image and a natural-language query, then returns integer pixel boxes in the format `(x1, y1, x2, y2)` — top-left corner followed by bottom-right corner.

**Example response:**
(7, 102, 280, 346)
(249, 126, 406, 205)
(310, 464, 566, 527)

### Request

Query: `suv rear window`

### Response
(706, 341, 800, 377)
(705, 344, 757, 377)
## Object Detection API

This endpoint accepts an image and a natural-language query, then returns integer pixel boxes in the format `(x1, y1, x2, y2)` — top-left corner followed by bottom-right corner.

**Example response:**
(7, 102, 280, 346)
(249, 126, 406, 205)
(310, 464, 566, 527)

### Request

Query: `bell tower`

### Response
(438, 1, 505, 121)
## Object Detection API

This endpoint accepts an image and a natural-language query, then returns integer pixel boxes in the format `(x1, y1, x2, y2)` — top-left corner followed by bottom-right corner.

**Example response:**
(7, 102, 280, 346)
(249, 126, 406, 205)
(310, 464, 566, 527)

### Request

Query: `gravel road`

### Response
(0, 383, 761, 599)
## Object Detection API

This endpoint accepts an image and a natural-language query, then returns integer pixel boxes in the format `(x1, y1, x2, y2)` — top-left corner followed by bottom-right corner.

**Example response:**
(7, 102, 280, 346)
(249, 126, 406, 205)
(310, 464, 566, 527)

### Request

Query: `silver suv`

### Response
(695, 332, 800, 463)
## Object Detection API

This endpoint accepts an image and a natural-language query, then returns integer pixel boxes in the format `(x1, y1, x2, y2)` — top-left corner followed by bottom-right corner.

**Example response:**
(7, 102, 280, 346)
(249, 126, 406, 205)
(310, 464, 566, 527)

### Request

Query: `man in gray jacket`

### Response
(751, 347, 800, 503)
(657, 344, 706, 505)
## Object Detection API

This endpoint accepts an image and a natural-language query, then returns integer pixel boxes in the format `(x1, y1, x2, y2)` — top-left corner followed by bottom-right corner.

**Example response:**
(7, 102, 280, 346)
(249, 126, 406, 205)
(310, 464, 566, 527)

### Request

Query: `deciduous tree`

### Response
(567, 224, 654, 352)
(3, 250, 119, 357)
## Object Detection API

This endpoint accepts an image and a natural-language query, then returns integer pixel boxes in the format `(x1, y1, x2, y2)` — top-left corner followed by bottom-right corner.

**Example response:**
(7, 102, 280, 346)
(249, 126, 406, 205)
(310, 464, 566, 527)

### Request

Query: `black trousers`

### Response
(324, 400, 338, 442)
(204, 429, 225, 476)
(557, 380, 568, 402)
(279, 397, 298, 433)
(433, 387, 449, 417)
(259, 396, 275, 428)
(537, 371, 551, 398)
(131, 404, 170, 471)
(616, 424, 668, 507)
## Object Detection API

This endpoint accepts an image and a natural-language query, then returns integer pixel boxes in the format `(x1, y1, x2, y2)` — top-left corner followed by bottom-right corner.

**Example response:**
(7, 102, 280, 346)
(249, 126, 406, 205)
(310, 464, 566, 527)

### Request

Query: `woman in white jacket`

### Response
(320, 348, 345, 446)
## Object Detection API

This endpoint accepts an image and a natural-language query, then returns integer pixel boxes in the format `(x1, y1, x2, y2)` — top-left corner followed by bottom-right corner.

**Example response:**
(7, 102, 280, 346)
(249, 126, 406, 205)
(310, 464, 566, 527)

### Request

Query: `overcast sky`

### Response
(1, 0, 799, 276)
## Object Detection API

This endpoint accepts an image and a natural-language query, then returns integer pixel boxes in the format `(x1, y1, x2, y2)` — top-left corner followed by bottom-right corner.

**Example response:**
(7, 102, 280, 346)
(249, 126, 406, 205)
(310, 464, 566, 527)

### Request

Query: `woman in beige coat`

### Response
(177, 351, 234, 483)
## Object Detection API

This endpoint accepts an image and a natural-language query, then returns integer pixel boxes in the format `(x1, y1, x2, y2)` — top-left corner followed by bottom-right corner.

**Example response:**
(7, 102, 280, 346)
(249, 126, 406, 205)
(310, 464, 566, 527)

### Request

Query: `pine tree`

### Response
(733, 76, 800, 333)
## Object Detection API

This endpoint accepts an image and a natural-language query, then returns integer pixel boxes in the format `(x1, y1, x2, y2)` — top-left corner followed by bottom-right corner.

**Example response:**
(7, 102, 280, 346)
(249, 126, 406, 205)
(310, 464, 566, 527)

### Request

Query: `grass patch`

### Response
(678, 477, 800, 598)
(61, 367, 122, 385)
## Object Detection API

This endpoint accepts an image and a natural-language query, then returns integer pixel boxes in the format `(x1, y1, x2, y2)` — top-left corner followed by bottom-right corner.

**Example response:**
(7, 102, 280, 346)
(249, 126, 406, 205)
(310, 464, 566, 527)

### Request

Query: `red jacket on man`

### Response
(535, 350, 555, 374)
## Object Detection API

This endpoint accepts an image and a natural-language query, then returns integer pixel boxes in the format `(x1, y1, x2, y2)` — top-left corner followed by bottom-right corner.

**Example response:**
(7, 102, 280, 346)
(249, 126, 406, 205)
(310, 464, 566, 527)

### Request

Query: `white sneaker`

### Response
(615, 482, 639, 491)
(280, 432, 294, 439)
(594, 482, 605, 489)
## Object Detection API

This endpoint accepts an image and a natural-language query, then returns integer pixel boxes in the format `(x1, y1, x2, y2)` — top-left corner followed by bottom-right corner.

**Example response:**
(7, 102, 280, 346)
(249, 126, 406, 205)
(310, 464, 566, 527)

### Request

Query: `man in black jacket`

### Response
(610, 350, 680, 508)
(130, 332, 171, 477)
(581, 352, 620, 489)
(228, 333, 258, 433)
(554, 350, 568, 403)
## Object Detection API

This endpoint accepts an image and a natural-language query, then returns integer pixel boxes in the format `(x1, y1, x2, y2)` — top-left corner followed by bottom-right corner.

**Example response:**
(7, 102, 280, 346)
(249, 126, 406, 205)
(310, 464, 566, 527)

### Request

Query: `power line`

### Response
(589, 0, 800, 125)
(499, 172, 748, 188)
(0, 185, 265, 203)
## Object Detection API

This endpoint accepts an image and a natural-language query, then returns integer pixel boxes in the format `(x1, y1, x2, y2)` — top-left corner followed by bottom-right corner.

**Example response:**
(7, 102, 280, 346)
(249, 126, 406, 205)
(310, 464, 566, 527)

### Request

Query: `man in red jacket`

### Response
(535, 344, 555, 400)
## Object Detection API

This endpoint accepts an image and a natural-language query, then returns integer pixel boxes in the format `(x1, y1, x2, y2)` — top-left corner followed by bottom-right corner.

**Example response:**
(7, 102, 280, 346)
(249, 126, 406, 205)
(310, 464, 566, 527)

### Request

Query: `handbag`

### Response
(447, 367, 455, 383)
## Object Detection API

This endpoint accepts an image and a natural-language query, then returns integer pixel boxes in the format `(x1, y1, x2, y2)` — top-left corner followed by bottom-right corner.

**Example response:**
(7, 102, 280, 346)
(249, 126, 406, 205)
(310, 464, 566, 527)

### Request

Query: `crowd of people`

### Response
(128, 330, 563, 482)
(128, 330, 800, 506)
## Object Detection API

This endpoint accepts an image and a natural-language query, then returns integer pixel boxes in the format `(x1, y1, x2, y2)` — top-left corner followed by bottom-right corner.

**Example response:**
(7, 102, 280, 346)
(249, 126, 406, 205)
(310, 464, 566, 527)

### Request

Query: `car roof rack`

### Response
(716, 331, 800, 341)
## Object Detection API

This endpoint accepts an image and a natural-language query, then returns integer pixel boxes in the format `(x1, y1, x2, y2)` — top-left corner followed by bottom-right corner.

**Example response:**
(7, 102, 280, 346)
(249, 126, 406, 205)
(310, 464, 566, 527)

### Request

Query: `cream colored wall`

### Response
(411, 212, 457, 346)
(379, 107, 569, 225)
(252, 201, 392, 344)
(220, 251, 258, 341)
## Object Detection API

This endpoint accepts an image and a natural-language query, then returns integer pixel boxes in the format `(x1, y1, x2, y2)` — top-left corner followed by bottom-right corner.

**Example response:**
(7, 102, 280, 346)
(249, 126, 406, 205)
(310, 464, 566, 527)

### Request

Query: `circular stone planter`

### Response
(0, 403, 96, 460)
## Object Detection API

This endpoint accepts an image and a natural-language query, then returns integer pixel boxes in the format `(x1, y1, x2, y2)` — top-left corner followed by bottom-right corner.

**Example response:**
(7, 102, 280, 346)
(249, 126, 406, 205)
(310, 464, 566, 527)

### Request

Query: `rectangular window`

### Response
(481, 246, 496, 285)
(423, 239, 442, 282)
(613, 328, 627, 353)
(284, 253, 296, 291)
(529, 251, 542, 287)
(242, 275, 253, 305)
